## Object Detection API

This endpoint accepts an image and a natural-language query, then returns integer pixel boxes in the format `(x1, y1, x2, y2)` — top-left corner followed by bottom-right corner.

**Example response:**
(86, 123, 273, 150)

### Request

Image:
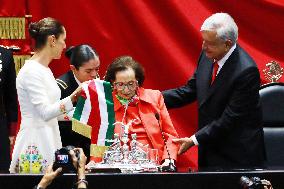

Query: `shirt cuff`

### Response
(190, 135, 199, 146)
(57, 108, 74, 121)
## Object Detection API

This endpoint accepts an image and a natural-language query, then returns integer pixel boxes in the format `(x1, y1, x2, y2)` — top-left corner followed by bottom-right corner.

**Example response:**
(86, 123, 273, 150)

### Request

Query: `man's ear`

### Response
(225, 40, 233, 51)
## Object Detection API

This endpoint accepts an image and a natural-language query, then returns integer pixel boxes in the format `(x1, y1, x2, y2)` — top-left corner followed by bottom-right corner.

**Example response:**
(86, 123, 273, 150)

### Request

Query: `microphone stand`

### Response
(155, 113, 177, 172)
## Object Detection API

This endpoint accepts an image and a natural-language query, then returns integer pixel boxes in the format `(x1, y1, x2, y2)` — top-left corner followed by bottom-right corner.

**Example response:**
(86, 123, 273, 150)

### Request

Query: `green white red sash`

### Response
(72, 79, 115, 158)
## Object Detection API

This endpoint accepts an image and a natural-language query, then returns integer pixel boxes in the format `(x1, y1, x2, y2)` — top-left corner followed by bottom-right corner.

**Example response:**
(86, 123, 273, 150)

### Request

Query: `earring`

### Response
(95, 73, 100, 79)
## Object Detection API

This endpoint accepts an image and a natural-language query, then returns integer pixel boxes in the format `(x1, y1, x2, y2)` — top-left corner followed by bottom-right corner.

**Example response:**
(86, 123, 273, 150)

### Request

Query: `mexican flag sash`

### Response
(72, 79, 115, 159)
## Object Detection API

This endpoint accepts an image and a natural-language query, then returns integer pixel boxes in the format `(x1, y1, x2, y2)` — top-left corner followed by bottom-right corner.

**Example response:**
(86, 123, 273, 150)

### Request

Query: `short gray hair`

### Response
(200, 13, 238, 44)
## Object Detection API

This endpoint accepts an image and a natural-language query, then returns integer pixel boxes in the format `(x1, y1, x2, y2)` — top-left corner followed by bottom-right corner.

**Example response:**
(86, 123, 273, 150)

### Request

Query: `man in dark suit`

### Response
(0, 47, 18, 172)
(163, 13, 266, 169)
(57, 44, 100, 160)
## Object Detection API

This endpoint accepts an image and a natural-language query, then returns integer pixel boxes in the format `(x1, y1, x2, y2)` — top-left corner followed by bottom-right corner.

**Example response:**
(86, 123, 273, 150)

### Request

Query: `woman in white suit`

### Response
(10, 17, 81, 173)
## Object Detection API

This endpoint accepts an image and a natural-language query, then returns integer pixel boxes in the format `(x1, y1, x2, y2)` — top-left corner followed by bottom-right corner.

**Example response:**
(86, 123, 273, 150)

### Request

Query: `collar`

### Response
(113, 87, 154, 111)
(115, 94, 139, 106)
(215, 43, 236, 72)
(72, 72, 81, 85)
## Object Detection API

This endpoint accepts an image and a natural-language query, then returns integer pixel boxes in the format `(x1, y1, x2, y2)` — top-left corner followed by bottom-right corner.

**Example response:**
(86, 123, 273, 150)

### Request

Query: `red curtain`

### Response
(0, 0, 32, 54)
(2, 0, 284, 171)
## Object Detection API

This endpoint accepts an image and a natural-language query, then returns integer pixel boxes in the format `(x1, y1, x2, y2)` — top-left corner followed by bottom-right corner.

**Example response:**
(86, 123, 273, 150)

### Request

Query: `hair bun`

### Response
(65, 46, 75, 59)
(28, 22, 40, 39)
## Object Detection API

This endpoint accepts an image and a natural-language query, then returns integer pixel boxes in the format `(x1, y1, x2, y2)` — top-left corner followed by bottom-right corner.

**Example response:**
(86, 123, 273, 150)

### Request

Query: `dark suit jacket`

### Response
(163, 45, 266, 169)
(0, 47, 17, 171)
(56, 71, 90, 159)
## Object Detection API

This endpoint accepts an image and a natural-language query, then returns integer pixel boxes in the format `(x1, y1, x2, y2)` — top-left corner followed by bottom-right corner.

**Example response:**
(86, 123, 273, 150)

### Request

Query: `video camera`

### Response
(240, 176, 265, 189)
(53, 146, 80, 173)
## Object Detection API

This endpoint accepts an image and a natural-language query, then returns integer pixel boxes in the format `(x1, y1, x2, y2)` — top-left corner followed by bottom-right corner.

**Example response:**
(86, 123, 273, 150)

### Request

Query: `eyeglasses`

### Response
(113, 80, 138, 90)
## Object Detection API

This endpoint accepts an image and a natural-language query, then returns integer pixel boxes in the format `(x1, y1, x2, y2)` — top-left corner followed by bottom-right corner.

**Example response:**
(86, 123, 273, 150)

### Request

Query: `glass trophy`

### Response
(90, 119, 160, 173)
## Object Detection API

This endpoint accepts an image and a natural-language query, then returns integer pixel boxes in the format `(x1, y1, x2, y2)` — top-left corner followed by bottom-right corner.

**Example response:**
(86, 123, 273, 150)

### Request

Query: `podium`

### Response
(1, 169, 284, 189)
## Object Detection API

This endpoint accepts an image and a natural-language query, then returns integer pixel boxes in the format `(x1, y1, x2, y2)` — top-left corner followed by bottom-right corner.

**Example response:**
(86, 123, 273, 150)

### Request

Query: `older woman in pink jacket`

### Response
(89, 56, 179, 168)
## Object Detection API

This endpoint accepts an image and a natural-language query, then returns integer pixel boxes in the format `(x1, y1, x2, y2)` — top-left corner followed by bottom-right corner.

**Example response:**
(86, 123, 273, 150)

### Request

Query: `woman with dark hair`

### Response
(10, 18, 81, 173)
(56, 44, 100, 159)
(57, 44, 100, 99)
(90, 56, 179, 167)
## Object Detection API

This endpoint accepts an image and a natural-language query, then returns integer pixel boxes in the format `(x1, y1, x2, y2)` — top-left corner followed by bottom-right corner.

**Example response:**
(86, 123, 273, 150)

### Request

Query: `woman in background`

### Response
(10, 17, 81, 173)
(57, 44, 100, 159)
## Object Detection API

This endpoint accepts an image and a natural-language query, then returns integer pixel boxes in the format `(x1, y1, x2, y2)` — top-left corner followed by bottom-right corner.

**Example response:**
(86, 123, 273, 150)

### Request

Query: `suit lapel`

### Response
(199, 47, 238, 108)
(198, 57, 214, 105)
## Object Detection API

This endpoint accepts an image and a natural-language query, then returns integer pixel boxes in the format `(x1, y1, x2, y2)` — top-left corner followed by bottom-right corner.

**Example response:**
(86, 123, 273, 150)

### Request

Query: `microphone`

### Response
(155, 113, 177, 172)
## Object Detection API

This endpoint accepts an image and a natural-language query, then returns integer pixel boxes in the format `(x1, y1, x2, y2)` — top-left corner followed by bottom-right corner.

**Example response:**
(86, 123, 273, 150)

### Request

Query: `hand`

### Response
(70, 148, 87, 181)
(261, 179, 273, 189)
(86, 160, 96, 170)
(70, 148, 87, 189)
(9, 136, 15, 146)
(70, 148, 87, 170)
(9, 136, 15, 153)
(172, 137, 194, 155)
(38, 164, 62, 189)
(70, 85, 82, 103)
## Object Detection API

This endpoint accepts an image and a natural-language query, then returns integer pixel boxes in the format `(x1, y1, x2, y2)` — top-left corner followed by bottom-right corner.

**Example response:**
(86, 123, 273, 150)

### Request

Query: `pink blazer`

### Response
(113, 87, 179, 161)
